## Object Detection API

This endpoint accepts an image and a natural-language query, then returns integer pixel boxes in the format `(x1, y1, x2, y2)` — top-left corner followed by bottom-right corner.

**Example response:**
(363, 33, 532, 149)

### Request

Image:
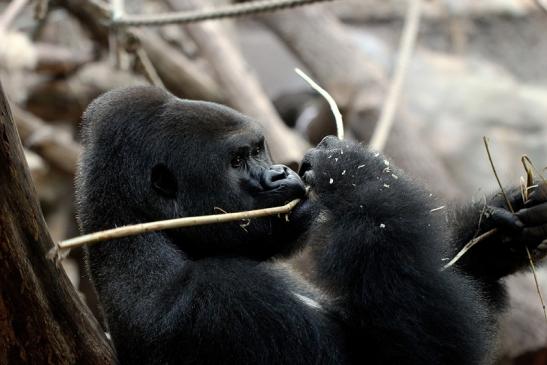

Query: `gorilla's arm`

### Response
(300, 137, 491, 364)
(88, 233, 345, 365)
(447, 182, 547, 282)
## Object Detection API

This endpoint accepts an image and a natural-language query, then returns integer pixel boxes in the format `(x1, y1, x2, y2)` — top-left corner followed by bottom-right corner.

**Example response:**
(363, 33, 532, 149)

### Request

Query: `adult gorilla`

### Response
(76, 86, 547, 365)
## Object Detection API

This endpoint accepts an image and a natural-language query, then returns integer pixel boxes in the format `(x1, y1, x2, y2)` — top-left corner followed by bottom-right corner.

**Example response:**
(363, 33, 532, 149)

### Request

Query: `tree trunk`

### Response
(0, 81, 116, 364)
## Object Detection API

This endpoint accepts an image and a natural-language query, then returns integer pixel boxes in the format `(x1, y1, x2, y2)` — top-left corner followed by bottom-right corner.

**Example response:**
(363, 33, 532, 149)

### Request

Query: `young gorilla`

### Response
(77, 86, 547, 365)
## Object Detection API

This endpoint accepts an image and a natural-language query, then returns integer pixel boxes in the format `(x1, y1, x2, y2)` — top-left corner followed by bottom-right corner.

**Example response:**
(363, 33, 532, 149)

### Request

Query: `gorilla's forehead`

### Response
(163, 99, 263, 138)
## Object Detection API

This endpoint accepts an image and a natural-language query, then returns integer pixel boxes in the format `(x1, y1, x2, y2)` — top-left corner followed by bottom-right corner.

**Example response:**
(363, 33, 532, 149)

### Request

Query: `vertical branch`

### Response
(369, 0, 422, 152)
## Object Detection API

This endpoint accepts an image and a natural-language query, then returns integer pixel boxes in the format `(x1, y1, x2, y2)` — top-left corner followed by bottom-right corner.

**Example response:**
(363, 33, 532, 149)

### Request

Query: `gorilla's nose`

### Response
(261, 164, 304, 193)
(264, 164, 289, 185)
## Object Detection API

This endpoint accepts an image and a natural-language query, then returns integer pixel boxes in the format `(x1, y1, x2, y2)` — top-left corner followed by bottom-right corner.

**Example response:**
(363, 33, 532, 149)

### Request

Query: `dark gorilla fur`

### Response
(77, 86, 547, 365)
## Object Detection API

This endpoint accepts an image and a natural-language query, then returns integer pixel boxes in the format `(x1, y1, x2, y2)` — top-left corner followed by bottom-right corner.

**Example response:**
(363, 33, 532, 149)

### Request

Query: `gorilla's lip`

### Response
(298, 160, 312, 178)
(301, 170, 315, 194)
(306, 187, 318, 202)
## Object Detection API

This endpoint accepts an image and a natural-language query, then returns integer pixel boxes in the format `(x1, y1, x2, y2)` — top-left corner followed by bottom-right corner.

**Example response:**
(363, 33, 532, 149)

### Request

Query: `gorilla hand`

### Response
(482, 181, 547, 262)
(298, 136, 406, 215)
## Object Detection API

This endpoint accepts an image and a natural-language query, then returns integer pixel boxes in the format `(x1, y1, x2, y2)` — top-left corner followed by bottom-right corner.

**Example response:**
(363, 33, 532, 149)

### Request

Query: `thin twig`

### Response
(442, 229, 497, 271)
(295, 68, 344, 140)
(135, 47, 165, 88)
(111, 0, 335, 27)
(442, 195, 490, 270)
(369, 0, 422, 152)
(50, 199, 300, 255)
(526, 246, 547, 320)
(484, 137, 547, 321)
(522, 155, 546, 182)
(483, 136, 513, 211)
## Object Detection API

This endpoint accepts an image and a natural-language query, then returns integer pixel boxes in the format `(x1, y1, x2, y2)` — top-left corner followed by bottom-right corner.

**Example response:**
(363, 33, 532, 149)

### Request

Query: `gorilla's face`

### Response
(144, 96, 307, 258)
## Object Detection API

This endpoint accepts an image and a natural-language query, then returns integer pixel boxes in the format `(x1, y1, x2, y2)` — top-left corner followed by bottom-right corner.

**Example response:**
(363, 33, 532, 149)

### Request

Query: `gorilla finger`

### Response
(516, 203, 547, 225)
(537, 240, 547, 253)
(522, 224, 547, 240)
(526, 182, 547, 205)
(487, 206, 523, 231)
(531, 240, 547, 261)
(489, 187, 523, 209)
(316, 135, 340, 150)
(299, 150, 319, 176)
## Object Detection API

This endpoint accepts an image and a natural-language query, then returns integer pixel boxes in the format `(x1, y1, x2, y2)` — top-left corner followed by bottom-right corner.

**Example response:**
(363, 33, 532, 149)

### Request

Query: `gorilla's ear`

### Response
(151, 164, 178, 198)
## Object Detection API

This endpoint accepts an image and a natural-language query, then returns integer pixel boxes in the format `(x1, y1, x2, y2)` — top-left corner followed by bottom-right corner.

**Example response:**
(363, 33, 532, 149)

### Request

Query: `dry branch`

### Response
(112, 0, 336, 27)
(369, 0, 422, 152)
(134, 29, 223, 101)
(12, 104, 81, 174)
(54, 199, 300, 252)
(35, 43, 93, 76)
(58, 0, 223, 102)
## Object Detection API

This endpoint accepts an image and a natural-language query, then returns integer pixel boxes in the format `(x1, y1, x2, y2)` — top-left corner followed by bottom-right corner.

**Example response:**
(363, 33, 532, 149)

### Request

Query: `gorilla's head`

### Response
(77, 86, 308, 259)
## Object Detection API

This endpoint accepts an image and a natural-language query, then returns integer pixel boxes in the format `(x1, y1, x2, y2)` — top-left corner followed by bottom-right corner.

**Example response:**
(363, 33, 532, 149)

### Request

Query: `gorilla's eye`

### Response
(151, 164, 178, 198)
(252, 146, 261, 157)
(231, 154, 244, 168)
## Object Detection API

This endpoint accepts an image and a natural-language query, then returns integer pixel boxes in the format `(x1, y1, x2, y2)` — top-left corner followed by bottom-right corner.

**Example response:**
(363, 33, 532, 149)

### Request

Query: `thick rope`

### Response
(111, 0, 335, 27)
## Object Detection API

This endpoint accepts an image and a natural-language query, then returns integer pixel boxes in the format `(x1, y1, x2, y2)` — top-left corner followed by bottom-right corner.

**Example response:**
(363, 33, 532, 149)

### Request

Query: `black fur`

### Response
(76, 86, 547, 365)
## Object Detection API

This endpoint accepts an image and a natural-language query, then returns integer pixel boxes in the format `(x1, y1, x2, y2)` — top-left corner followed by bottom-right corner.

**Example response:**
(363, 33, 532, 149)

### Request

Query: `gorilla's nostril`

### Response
(270, 165, 288, 182)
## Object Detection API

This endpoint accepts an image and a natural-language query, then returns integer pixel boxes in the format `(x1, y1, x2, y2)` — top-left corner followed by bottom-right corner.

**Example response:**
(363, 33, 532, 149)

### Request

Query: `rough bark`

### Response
(0, 81, 116, 364)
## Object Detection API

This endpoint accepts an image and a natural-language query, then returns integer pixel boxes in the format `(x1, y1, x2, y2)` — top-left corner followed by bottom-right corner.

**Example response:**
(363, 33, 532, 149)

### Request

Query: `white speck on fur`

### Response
(380, 223, 386, 228)
(293, 293, 323, 310)
(357, 164, 365, 169)
(430, 206, 446, 212)
(342, 170, 346, 175)
(329, 178, 334, 184)
(383, 184, 390, 188)
(392, 174, 398, 179)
